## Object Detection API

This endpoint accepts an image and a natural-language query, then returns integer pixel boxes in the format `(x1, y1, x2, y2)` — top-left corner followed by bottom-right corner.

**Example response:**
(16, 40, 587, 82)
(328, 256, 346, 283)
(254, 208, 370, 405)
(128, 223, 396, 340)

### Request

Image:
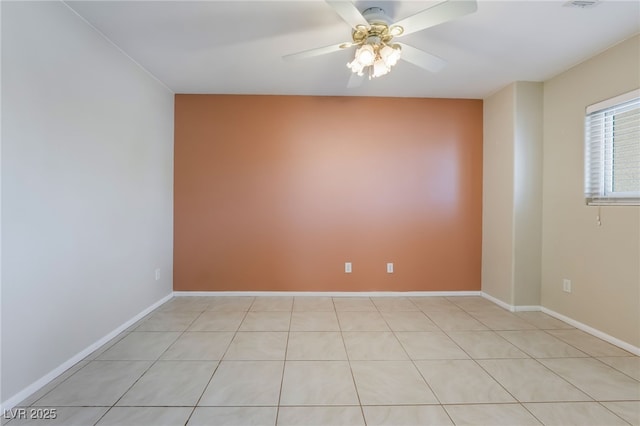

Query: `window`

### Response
(585, 89, 640, 205)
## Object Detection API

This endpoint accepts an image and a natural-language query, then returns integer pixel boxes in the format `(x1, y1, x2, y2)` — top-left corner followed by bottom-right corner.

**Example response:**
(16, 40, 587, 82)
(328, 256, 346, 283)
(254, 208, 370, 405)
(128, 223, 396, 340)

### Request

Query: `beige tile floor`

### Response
(5, 296, 640, 426)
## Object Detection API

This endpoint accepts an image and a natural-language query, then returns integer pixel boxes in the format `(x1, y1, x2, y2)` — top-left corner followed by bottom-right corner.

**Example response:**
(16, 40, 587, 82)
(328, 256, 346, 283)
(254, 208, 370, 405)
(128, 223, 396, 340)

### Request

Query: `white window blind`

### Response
(585, 89, 640, 205)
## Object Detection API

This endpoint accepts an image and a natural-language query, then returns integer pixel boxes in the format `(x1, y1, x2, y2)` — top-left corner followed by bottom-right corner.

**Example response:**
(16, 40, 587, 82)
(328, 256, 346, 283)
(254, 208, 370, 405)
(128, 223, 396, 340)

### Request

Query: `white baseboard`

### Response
(480, 292, 639, 355)
(480, 292, 514, 311)
(480, 292, 541, 313)
(1, 293, 173, 412)
(173, 290, 482, 297)
(541, 307, 640, 356)
(513, 305, 542, 312)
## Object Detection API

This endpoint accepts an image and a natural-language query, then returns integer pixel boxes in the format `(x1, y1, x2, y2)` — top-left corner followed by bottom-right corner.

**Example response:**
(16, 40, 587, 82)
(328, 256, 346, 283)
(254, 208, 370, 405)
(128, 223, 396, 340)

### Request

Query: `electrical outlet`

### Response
(386, 262, 394, 273)
(345, 262, 352, 273)
(562, 279, 571, 293)
(155, 269, 161, 281)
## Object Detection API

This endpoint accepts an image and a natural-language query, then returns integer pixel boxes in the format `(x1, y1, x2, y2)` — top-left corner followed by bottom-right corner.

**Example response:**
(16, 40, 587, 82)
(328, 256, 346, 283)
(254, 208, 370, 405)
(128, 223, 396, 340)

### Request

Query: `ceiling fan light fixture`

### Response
(346, 58, 365, 76)
(380, 44, 402, 67)
(389, 25, 404, 36)
(372, 58, 390, 78)
(348, 42, 402, 80)
(354, 44, 376, 66)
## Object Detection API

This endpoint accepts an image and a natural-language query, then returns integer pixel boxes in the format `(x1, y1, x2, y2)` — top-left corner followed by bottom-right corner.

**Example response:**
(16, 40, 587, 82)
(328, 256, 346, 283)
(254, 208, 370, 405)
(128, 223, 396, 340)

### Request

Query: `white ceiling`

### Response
(66, 0, 640, 99)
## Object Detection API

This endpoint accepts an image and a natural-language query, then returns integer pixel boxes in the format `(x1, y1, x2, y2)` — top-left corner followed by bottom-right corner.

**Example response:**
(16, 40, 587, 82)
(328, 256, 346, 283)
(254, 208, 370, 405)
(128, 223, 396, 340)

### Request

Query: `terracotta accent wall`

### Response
(174, 95, 482, 292)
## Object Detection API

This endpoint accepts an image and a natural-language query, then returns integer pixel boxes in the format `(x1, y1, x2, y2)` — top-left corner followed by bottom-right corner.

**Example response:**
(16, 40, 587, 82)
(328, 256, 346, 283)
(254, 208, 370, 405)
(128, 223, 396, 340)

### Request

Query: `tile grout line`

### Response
(274, 298, 294, 425)
(591, 357, 640, 383)
(393, 298, 597, 425)
(94, 299, 192, 426)
(23, 321, 139, 410)
(593, 400, 635, 426)
(434, 303, 536, 414)
(98, 302, 207, 426)
(176, 296, 254, 426)
(467, 328, 620, 423)
(491, 325, 620, 405)
(378, 298, 449, 420)
(445, 300, 602, 422)
(328, 297, 369, 424)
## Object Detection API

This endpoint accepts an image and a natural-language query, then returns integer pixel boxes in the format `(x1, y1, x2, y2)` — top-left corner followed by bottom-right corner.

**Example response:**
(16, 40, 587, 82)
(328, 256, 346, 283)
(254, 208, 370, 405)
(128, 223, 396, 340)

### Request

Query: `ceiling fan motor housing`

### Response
(362, 7, 393, 25)
(353, 7, 396, 44)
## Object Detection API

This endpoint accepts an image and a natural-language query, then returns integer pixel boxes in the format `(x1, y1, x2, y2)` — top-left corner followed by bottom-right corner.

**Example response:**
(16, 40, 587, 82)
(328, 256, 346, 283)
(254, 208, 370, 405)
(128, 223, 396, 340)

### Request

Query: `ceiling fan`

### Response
(283, 0, 478, 86)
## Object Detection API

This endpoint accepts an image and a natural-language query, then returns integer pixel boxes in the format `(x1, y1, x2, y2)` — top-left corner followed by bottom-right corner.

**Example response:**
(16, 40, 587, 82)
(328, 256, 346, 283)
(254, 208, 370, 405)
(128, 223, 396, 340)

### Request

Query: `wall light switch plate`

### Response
(155, 269, 161, 281)
(345, 262, 352, 274)
(386, 263, 394, 273)
(562, 279, 571, 293)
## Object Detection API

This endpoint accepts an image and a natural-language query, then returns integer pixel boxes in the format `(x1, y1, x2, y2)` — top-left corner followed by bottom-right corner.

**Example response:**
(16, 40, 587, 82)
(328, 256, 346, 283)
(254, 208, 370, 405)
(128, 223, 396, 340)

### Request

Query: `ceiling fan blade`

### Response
(397, 43, 447, 73)
(283, 42, 350, 61)
(347, 72, 364, 88)
(392, 0, 477, 37)
(326, 1, 369, 30)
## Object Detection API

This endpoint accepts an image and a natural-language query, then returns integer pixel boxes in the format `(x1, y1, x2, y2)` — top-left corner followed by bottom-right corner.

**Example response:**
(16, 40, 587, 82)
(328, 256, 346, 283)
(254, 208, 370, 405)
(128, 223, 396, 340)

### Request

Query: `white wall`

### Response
(513, 82, 543, 307)
(541, 35, 640, 347)
(482, 84, 515, 304)
(482, 82, 543, 307)
(1, 1, 174, 404)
